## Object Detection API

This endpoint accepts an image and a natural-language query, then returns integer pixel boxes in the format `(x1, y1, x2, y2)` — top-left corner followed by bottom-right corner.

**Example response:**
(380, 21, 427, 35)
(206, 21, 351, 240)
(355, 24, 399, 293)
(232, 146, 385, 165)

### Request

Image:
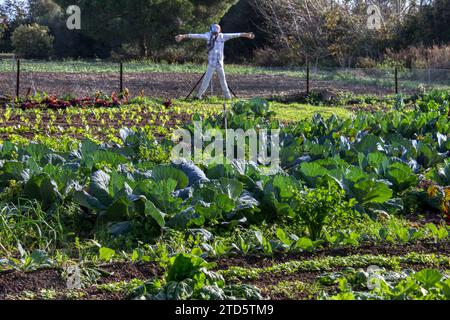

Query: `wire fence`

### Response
(1, 59, 450, 100)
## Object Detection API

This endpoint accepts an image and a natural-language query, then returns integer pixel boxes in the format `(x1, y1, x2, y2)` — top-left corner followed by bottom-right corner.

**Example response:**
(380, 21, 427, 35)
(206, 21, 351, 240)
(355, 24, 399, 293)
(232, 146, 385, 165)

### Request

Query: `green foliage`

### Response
(98, 246, 115, 262)
(11, 23, 54, 59)
(231, 98, 274, 118)
(0, 243, 53, 272)
(150, 165, 189, 190)
(0, 199, 74, 255)
(323, 268, 450, 300)
(53, 0, 238, 58)
(132, 252, 262, 300)
(292, 184, 357, 240)
(428, 160, 450, 187)
(0, 95, 449, 304)
(0, 95, 448, 253)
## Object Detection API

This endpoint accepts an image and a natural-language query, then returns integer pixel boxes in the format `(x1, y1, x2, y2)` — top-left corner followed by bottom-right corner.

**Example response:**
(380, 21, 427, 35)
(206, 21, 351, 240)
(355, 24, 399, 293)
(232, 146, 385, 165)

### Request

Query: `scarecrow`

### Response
(176, 24, 255, 99)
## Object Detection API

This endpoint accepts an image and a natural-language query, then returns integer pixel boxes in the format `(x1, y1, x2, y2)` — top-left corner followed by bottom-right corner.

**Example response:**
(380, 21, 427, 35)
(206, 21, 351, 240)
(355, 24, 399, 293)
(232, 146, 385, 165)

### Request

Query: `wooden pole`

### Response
(306, 62, 310, 95)
(185, 72, 206, 100)
(224, 103, 228, 131)
(16, 59, 20, 98)
(395, 67, 399, 94)
(228, 85, 238, 99)
(119, 62, 123, 93)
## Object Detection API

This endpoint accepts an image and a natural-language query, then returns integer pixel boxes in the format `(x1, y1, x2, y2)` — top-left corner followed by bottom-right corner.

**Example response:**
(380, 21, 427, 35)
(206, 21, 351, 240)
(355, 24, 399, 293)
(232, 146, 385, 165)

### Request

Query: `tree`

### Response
(0, 0, 29, 21)
(52, 0, 238, 58)
(0, 0, 30, 51)
(220, 0, 268, 63)
(250, 0, 360, 66)
(28, 0, 62, 25)
(0, 16, 6, 43)
(11, 23, 54, 58)
(23, 0, 94, 58)
(399, 0, 450, 46)
(249, 0, 425, 67)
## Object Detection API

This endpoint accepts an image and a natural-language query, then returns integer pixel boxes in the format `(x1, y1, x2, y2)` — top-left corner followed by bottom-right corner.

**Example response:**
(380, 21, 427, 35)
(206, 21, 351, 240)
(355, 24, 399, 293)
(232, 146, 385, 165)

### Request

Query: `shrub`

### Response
(110, 43, 142, 61)
(355, 57, 377, 69)
(11, 23, 54, 59)
(383, 45, 450, 69)
(253, 47, 301, 67)
(154, 46, 204, 64)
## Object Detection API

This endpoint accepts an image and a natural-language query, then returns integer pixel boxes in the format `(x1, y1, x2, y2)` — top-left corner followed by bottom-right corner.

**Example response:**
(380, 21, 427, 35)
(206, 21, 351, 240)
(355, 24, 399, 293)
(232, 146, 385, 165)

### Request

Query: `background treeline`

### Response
(1, 0, 450, 68)
(0, 0, 240, 61)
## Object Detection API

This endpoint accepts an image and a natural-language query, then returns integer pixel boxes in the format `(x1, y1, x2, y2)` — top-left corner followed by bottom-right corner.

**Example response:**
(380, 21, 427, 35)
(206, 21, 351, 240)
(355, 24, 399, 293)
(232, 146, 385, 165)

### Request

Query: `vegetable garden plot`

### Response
(17, 61, 119, 98)
(0, 104, 196, 141)
(0, 91, 449, 301)
(0, 70, 13, 100)
(3, 68, 308, 99)
(133, 71, 303, 99)
(0, 55, 15, 101)
(5, 60, 450, 99)
(310, 68, 398, 95)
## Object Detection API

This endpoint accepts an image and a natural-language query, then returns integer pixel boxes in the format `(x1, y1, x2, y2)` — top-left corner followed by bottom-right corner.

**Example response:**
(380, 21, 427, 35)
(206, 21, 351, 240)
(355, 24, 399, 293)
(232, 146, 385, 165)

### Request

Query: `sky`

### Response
(0, 0, 29, 18)
(0, 0, 28, 8)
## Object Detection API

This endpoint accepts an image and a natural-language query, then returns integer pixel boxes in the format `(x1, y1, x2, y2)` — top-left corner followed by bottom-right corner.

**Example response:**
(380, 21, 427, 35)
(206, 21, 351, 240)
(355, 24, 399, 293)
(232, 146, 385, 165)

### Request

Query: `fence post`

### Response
(16, 59, 20, 98)
(395, 67, 399, 94)
(306, 62, 310, 95)
(119, 62, 123, 93)
(223, 103, 228, 131)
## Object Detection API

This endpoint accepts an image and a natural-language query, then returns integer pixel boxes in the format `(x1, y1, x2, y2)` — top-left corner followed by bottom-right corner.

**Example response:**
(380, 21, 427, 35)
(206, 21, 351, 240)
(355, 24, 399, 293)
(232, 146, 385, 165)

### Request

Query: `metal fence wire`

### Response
(1, 60, 450, 100)
(0, 55, 16, 100)
(17, 60, 119, 98)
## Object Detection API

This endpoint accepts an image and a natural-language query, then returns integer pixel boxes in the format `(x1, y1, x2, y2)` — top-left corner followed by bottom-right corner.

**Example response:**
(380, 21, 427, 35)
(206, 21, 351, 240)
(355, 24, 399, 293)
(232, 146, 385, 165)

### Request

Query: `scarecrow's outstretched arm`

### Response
(223, 32, 255, 41)
(175, 33, 208, 42)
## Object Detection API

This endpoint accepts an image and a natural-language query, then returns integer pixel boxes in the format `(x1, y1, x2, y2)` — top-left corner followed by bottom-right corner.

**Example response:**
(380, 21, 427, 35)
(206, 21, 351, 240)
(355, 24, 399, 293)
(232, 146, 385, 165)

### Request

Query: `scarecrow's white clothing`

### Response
(187, 32, 242, 99)
(198, 64, 231, 99)
(187, 32, 242, 66)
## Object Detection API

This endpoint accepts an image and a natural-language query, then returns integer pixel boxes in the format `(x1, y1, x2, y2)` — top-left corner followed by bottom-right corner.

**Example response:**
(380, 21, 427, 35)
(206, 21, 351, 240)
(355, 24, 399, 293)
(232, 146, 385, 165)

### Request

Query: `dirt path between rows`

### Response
(213, 241, 450, 270)
(1, 241, 448, 300)
(0, 72, 399, 99)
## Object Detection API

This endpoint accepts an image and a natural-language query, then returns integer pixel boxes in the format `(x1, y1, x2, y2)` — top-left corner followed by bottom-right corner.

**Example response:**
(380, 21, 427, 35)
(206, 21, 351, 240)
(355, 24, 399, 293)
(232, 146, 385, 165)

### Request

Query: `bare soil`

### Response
(0, 262, 160, 300)
(1, 241, 449, 300)
(220, 241, 450, 300)
(213, 241, 450, 270)
(0, 268, 66, 298)
(0, 71, 399, 99)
